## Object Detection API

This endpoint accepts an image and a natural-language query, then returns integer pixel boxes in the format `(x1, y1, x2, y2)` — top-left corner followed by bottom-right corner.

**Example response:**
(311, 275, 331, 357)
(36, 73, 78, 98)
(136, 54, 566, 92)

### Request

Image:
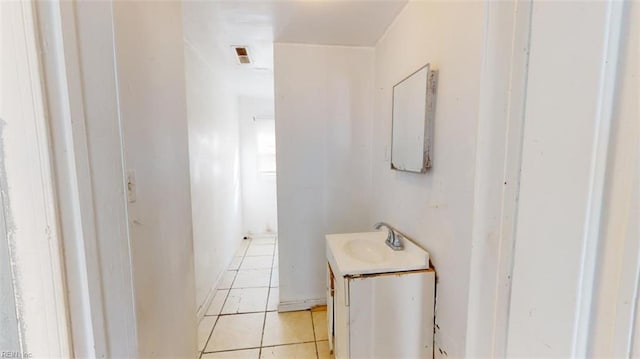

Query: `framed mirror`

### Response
(391, 63, 437, 173)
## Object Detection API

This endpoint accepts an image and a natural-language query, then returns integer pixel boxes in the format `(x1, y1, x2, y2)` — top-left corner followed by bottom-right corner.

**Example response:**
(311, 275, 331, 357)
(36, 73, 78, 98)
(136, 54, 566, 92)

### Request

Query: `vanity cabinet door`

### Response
(349, 269, 435, 359)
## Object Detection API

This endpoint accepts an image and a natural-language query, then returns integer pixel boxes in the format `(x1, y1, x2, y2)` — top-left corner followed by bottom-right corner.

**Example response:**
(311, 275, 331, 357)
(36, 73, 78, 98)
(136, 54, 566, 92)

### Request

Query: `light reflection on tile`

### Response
(262, 311, 315, 347)
(260, 343, 317, 359)
(205, 238, 332, 358)
(222, 288, 269, 314)
(206, 313, 264, 352)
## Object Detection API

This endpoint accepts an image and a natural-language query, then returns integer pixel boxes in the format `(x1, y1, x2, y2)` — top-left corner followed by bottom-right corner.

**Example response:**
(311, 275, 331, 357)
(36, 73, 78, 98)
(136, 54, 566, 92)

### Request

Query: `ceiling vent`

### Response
(234, 46, 251, 64)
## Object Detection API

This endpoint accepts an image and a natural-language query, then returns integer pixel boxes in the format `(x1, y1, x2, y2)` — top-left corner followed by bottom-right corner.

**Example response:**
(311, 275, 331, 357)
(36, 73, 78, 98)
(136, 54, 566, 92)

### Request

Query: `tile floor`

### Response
(198, 236, 333, 359)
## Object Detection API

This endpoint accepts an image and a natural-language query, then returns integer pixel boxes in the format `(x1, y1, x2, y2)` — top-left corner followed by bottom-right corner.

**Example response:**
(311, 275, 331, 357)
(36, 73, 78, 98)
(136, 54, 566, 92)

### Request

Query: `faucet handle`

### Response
(389, 232, 404, 250)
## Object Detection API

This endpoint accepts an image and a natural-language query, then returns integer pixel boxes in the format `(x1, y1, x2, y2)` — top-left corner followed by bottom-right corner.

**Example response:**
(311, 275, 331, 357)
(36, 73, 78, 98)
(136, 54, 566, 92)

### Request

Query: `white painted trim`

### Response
(1, 1, 72, 355)
(278, 298, 326, 312)
(582, 2, 639, 356)
(197, 270, 225, 321)
(572, 1, 625, 355)
(465, 1, 531, 357)
(197, 243, 246, 320)
(197, 285, 217, 321)
(35, 2, 138, 357)
(35, 2, 108, 356)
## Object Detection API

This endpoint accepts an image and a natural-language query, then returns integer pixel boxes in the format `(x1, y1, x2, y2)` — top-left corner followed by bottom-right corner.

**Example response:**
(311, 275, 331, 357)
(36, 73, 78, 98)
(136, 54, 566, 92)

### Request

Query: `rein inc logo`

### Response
(1, 352, 32, 358)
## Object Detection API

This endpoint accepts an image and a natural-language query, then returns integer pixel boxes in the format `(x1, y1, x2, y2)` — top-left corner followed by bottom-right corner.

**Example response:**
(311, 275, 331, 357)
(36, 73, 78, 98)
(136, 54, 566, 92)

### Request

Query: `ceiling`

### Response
(182, 0, 407, 97)
(207, 0, 408, 47)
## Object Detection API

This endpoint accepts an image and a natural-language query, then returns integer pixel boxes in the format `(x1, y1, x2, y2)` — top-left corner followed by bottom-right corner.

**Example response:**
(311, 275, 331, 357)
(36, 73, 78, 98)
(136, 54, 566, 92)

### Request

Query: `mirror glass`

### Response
(391, 64, 435, 173)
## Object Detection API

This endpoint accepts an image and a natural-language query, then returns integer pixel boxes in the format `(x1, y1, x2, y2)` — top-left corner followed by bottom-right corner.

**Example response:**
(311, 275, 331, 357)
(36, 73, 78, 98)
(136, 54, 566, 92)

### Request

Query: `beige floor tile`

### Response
(198, 316, 216, 351)
(235, 241, 250, 257)
(207, 289, 229, 316)
(316, 341, 333, 359)
(251, 236, 276, 245)
(219, 271, 237, 289)
(262, 311, 315, 346)
(222, 288, 269, 314)
(233, 269, 271, 288)
(312, 311, 328, 341)
(229, 256, 243, 270)
(260, 343, 317, 359)
(246, 244, 275, 256)
(266, 288, 279, 311)
(206, 313, 264, 352)
(270, 269, 279, 288)
(240, 256, 273, 270)
(202, 349, 260, 359)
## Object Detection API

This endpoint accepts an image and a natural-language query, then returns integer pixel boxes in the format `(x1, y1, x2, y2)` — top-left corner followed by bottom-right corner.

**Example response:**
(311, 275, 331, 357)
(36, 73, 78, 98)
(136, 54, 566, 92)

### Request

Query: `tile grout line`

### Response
(199, 236, 280, 358)
(200, 239, 250, 358)
(203, 340, 320, 355)
(310, 309, 320, 359)
(258, 238, 277, 358)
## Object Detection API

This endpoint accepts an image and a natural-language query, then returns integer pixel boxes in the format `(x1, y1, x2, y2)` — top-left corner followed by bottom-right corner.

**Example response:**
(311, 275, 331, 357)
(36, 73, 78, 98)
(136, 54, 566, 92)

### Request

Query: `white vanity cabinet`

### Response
(327, 264, 436, 359)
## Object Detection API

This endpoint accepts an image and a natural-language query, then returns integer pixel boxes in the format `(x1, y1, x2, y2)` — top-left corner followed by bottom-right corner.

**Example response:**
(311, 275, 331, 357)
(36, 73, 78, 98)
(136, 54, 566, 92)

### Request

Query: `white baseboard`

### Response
(196, 277, 220, 321)
(196, 257, 234, 321)
(278, 298, 326, 312)
(246, 232, 278, 239)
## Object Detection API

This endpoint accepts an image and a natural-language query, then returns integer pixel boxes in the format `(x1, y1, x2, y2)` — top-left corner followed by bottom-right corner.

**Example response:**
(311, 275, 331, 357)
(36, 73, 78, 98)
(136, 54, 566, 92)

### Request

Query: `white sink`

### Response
(326, 231, 430, 276)
(343, 238, 389, 264)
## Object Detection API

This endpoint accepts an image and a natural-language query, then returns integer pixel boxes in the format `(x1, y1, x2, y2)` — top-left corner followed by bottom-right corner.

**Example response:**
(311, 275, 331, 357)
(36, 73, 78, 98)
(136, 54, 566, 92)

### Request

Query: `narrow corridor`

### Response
(198, 236, 332, 358)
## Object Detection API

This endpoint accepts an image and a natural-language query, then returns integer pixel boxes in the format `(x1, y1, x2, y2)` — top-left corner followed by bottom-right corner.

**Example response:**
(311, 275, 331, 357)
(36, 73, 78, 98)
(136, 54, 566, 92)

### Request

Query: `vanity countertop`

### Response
(326, 231, 430, 277)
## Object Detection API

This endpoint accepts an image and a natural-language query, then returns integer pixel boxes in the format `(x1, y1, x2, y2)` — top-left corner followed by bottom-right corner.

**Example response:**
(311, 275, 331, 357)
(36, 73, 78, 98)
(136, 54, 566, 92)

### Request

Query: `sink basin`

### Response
(326, 231, 430, 276)
(343, 239, 389, 264)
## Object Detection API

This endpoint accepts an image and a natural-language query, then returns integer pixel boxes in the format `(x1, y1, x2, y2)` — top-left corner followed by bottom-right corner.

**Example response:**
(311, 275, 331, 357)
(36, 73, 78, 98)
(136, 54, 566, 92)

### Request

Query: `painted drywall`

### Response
(464, 1, 531, 356)
(112, 2, 197, 357)
(1, 2, 71, 355)
(183, 39, 245, 314)
(589, 2, 639, 356)
(182, 1, 277, 317)
(37, 1, 139, 356)
(239, 97, 278, 236)
(0, 216, 18, 353)
(506, 1, 637, 356)
(370, 2, 483, 357)
(274, 43, 374, 306)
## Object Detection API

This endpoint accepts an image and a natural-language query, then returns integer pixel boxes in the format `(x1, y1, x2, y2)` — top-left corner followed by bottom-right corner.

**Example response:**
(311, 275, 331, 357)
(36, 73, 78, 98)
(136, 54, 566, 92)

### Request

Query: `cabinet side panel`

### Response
(351, 271, 435, 358)
(327, 265, 334, 352)
(334, 276, 350, 359)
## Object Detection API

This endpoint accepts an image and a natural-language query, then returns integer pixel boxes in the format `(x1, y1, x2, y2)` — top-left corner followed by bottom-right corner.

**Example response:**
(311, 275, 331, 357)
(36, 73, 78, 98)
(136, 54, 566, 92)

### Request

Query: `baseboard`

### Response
(196, 252, 236, 321)
(278, 298, 326, 312)
(246, 232, 278, 239)
(196, 272, 223, 321)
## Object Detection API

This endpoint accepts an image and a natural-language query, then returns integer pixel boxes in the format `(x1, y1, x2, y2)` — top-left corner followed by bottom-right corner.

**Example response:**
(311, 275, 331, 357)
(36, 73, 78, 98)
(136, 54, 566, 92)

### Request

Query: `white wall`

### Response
(464, 1, 531, 356)
(370, 3, 483, 357)
(239, 96, 278, 236)
(1, 2, 71, 356)
(506, 1, 638, 356)
(183, 38, 244, 316)
(589, 2, 639, 356)
(37, 1, 138, 356)
(275, 2, 638, 358)
(274, 43, 374, 306)
(112, 2, 197, 357)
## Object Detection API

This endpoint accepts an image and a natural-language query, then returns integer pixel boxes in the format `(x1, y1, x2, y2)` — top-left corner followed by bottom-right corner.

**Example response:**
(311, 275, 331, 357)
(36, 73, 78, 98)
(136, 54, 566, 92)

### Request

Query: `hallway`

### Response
(198, 236, 332, 358)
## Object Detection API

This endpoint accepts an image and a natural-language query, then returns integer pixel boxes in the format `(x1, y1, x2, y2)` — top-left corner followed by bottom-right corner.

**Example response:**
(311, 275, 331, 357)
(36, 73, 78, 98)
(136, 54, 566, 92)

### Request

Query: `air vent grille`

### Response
(234, 46, 251, 64)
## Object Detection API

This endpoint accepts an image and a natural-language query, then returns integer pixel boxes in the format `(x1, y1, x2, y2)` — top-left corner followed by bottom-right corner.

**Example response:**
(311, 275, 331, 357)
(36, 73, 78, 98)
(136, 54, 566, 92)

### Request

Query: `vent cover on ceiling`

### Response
(234, 46, 251, 64)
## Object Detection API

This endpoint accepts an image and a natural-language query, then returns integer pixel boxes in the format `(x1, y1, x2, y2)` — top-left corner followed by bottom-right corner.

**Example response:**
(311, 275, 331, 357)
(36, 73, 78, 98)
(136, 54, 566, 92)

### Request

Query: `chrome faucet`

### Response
(374, 222, 404, 251)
